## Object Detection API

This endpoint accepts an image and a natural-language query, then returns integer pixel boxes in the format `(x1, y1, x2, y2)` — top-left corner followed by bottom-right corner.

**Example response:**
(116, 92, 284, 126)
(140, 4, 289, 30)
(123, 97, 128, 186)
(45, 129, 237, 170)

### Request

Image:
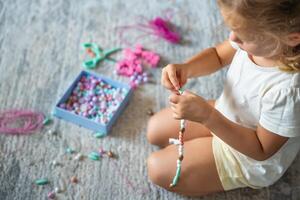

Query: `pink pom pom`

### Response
(149, 17, 181, 44)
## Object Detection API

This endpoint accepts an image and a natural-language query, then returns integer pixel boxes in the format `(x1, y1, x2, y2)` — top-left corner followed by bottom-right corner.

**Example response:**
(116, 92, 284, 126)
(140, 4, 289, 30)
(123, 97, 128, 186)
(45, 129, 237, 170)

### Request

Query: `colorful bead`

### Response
(54, 187, 62, 193)
(74, 153, 84, 161)
(88, 152, 101, 161)
(107, 151, 114, 158)
(47, 191, 56, 199)
(94, 132, 105, 138)
(116, 45, 160, 89)
(70, 176, 78, 183)
(98, 147, 106, 155)
(58, 74, 128, 126)
(169, 89, 186, 188)
(47, 129, 57, 135)
(66, 147, 75, 154)
(51, 160, 59, 166)
(35, 178, 49, 185)
(43, 117, 52, 125)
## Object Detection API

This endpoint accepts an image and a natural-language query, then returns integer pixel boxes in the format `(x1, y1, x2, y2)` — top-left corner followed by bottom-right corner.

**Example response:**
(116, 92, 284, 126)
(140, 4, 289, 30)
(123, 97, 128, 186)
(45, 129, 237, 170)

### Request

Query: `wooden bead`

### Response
(71, 176, 78, 183)
(179, 155, 184, 161)
(107, 151, 114, 158)
(147, 108, 154, 116)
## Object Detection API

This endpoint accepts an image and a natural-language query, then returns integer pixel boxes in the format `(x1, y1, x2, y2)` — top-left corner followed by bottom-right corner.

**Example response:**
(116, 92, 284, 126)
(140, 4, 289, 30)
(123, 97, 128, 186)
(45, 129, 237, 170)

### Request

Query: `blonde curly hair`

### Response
(217, 0, 300, 72)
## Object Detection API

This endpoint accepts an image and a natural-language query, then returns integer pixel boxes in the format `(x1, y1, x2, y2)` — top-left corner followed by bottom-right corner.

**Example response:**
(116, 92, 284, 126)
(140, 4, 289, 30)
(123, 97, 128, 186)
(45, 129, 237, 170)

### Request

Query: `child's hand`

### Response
(161, 64, 188, 92)
(169, 90, 213, 123)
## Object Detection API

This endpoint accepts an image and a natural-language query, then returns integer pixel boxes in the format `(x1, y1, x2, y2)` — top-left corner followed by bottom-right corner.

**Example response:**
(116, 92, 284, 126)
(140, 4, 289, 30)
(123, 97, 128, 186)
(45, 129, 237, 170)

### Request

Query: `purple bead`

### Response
(92, 96, 97, 102)
(47, 191, 56, 199)
(143, 76, 148, 83)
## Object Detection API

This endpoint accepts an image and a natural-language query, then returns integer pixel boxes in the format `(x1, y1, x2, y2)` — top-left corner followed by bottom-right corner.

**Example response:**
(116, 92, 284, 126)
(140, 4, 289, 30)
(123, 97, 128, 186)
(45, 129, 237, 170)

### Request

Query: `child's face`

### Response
(221, 8, 280, 58)
(229, 31, 279, 58)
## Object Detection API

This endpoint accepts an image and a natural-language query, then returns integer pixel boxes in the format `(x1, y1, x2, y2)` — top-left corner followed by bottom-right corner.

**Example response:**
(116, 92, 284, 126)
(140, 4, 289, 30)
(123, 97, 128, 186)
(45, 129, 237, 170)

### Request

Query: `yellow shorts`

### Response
(212, 136, 262, 191)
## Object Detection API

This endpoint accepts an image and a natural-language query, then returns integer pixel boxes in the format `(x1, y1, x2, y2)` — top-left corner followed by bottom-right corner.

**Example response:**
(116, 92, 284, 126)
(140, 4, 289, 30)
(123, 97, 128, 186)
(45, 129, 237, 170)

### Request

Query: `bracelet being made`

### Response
(169, 88, 186, 187)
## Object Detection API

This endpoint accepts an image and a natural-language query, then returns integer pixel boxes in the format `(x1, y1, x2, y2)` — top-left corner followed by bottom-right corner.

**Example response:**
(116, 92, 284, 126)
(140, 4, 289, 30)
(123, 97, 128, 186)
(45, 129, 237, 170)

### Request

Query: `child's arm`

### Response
(184, 40, 237, 78)
(203, 108, 288, 161)
(162, 40, 236, 91)
(169, 91, 288, 161)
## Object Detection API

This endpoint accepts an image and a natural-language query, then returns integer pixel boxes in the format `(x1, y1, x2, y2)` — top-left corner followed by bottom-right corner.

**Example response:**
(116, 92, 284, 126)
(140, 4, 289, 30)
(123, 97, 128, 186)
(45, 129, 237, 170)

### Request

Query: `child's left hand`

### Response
(169, 90, 213, 123)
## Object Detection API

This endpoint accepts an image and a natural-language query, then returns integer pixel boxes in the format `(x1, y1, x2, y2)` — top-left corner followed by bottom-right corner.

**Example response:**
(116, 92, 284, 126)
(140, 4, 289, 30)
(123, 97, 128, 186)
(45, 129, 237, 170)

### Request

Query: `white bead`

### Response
(74, 153, 84, 161)
(54, 187, 61, 193)
(52, 160, 59, 166)
(169, 138, 180, 145)
(47, 129, 57, 135)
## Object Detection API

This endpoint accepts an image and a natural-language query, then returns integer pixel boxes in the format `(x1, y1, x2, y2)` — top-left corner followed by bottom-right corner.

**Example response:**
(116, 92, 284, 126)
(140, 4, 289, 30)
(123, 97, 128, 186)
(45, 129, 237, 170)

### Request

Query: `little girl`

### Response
(146, 0, 300, 197)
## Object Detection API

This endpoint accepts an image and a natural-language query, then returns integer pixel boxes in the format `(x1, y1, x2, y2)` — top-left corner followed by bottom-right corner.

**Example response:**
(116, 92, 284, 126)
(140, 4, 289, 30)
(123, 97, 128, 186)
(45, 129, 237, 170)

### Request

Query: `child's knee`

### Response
(147, 153, 168, 188)
(146, 115, 161, 145)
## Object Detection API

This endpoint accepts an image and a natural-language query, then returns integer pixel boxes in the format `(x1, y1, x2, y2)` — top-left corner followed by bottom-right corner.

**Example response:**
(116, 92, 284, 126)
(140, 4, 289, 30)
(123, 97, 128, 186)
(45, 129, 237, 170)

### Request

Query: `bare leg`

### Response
(147, 137, 224, 197)
(147, 100, 215, 147)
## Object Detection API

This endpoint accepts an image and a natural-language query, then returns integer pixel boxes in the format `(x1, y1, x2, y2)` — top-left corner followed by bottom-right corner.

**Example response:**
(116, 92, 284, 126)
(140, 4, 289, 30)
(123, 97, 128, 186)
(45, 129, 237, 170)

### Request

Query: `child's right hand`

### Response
(161, 63, 188, 92)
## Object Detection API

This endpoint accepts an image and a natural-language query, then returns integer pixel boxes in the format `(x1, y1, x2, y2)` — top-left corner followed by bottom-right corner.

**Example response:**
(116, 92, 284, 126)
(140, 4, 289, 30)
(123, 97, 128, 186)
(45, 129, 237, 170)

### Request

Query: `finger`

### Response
(162, 71, 176, 90)
(172, 113, 181, 120)
(170, 102, 177, 109)
(179, 71, 187, 87)
(168, 69, 180, 90)
(169, 94, 180, 104)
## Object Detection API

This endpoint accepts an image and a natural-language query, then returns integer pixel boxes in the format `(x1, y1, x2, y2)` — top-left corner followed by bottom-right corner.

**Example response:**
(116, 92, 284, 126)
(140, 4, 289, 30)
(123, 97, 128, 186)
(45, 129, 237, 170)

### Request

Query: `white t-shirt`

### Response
(214, 40, 300, 187)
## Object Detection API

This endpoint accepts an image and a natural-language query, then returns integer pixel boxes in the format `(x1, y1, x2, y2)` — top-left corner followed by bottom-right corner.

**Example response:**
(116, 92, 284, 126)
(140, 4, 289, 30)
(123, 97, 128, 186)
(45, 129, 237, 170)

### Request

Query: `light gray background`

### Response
(0, 0, 299, 199)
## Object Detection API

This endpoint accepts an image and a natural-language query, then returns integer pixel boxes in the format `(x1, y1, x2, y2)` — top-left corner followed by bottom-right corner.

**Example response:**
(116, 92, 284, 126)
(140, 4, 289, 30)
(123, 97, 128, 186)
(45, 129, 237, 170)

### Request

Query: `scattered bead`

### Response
(51, 160, 59, 166)
(107, 151, 114, 158)
(70, 176, 78, 183)
(98, 147, 106, 155)
(43, 117, 52, 125)
(147, 108, 154, 116)
(94, 132, 105, 138)
(54, 187, 62, 193)
(35, 178, 49, 185)
(74, 153, 84, 161)
(88, 152, 101, 161)
(47, 129, 57, 135)
(47, 191, 56, 199)
(66, 147, 75, 154)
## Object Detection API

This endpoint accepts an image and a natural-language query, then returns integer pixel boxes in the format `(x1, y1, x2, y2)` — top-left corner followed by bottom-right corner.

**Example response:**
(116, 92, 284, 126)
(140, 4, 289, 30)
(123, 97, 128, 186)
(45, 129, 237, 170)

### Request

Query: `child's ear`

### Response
(285, 32, 300, 47)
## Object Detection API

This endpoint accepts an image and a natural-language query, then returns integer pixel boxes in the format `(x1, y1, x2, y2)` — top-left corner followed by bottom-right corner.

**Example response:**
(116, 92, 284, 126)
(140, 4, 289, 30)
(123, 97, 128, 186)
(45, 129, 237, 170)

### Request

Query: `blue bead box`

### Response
(53, 70, 133, 135)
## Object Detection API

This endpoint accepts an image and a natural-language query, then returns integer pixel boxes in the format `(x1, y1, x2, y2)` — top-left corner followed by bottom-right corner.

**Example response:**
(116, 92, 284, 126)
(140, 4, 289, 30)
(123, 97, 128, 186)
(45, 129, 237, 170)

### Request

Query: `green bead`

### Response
(178, 88, 184, 95)
(66, 147, 75, 154)
(88, 152, 100, 161)
(82, 43, 92, 48)
(35, 178, 49, 185)
(94, 132, 105, 138)
(42, 117, 52, 125)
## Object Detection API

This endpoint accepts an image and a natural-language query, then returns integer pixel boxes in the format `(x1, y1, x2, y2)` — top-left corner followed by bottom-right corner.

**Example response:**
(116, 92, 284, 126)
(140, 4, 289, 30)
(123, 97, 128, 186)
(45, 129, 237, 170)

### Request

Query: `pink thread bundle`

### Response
(116, 44, 160, 89)
(118, 15, 181, 45)
(149, 17, 181, 44)
(0, 110, 45, 135)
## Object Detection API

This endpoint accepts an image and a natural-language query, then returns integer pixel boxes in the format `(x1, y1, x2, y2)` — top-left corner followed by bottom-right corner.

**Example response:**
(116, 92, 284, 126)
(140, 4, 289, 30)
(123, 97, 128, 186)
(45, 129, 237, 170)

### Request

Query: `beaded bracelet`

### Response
(169, 88, 186, 187)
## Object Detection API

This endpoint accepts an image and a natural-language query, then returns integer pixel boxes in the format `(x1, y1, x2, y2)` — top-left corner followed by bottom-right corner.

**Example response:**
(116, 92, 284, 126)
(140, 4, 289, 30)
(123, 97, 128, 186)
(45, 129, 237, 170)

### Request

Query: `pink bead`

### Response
(47, 191, 56, 199)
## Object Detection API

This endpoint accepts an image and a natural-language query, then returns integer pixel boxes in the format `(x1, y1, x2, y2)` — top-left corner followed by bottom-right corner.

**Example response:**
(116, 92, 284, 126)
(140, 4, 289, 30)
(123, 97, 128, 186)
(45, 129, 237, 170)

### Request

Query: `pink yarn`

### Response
(0, 110, 45, 135)
(117, 16, 181, 45)
(149, 17, 181, 44)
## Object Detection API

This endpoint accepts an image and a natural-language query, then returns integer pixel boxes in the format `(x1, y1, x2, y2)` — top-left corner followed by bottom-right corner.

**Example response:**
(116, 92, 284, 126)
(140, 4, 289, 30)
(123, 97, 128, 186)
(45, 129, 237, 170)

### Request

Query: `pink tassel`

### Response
(117, 15, 182, 45)
(148, 17, 181, 44)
